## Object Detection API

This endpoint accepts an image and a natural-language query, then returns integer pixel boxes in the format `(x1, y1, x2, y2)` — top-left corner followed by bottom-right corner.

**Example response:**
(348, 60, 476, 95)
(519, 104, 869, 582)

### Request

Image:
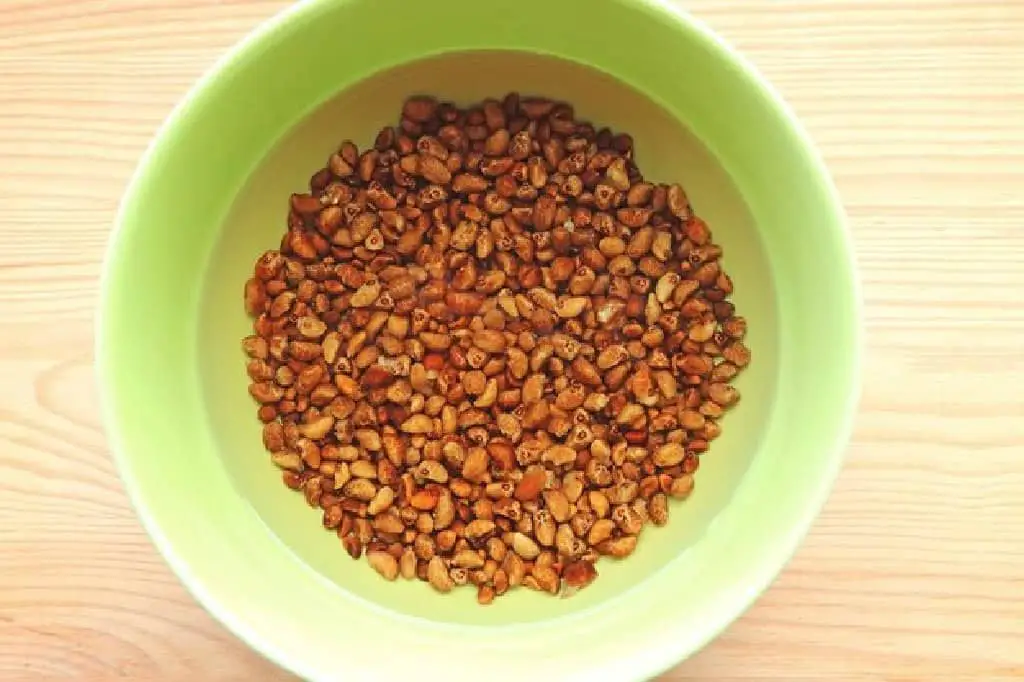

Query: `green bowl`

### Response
(98, 0, 860, 679)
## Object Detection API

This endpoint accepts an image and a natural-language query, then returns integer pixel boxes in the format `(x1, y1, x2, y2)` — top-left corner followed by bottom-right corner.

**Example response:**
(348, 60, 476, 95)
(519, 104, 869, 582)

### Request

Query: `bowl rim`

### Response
(97, 0, 863, 679)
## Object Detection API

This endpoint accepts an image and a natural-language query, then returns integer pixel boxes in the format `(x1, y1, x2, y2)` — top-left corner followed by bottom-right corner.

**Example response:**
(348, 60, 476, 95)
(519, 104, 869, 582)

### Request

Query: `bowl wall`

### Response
(100, 0, 859, 679)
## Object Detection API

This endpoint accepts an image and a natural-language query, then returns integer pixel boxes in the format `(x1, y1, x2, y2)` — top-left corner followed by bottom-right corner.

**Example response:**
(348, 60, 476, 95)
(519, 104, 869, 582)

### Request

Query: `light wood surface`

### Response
(2, 1, 1022, 680)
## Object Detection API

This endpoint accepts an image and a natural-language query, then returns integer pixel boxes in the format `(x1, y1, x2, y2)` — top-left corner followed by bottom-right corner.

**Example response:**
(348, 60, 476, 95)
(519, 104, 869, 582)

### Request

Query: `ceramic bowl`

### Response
(99, 0, 860, 679)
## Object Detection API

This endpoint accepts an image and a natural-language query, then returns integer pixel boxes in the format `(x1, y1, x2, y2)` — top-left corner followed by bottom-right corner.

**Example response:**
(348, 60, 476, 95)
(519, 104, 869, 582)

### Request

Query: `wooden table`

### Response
(2, 1, 1022, 679)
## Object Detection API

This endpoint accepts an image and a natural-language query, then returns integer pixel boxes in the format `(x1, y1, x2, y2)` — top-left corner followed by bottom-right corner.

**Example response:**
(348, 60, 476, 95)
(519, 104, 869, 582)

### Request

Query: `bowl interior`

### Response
(198, 50, 778, 625)
(101, 0, 857, 679)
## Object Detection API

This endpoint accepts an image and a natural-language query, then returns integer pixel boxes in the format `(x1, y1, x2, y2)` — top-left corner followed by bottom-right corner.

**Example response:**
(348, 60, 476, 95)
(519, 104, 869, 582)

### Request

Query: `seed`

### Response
(477, 584, 496, 605)
(271, 452, 303, 472)
(669, 474, 695, 499)
(587, 518, 616, 545)
(427, 556, 454, 593)
(474, 378, 498, 408)
(562, 560, 598, 594)
(598, 236, 626, 257)
(532, 565, 560, 594)
(296, 316, 327, 339)
(453, 549, 486, 569)
(588, 490, 610, 519)
(344, 478, 378, 502)
(607, 255, 636, 277)
(534, 511, 557, 547)
(367, 550, 399, 581)
(681, 410, 706, 431)
(514, 467, 547, 502)
(372, 511, 403, 534)
(298, 415, 335, 440)
(462, 447, 490, 483)
(597, 535, 638, 559)
(350, 280, 381, 308)
(667, 184, 690, 218)
(487, 441, 516, 471)
(709, 382, 739, 406)
(596, 345, 628, 370)
(649, 493, 669, 526)
(541, 444, 577, 467)
(503, 552, 526, 587)
(433, 489, 456, 529)
(472, 329, 507, 353)
(400, 414, 434, 434)
(367, 486, 395, 515)
(416, 459, 449, 483)
(652, 442, 686, 467)
(511, 532, 541, 559)
(556, 296, 589, 318)
(400, 548, 417, 579)
(543, 489, 572, 523)
(612, 504, 644, 535)
(410, 488, 440, 510)
(615, 403, 644, 426)
(465, 519, 497, 541)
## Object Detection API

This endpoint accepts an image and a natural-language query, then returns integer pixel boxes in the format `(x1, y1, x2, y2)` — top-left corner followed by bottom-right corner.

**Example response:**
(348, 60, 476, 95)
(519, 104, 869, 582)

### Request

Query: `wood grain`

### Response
(1, 1, 1023, 680)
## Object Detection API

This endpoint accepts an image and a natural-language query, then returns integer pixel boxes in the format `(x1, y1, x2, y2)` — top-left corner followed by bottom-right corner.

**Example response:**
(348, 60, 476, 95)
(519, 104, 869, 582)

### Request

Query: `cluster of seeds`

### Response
(242, 93, 749, 603)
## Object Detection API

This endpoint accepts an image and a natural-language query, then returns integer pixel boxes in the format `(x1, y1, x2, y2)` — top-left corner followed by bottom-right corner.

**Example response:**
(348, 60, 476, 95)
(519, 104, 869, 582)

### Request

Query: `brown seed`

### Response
(271, 452, 303, 472)
(666, 184, 690, 218)
(542, 489, 572, 523)
(669, 474, 695, 499)
(400, 414, 434, 434)
(477, 584, 496, 605)
(400, 548, 418, 579)
(472, 329, 507, 353)
(298, 415, 335, 440)
(445, 291, 485, 315)
(427, 556, 454, 593)
(511, 532, 541, 559)
(587, 518, 616, 545)
(403, 96, 438, 123)
(367, 550, 399, 581)
(514, 467, 547, 502)
(588, 490, 611, 519)
(596, 345, 628, 370)
(465, 519, 497, 541)
(503, 552, 526, 587)
(649, 493, 669, 526)
(652, 442, 686, 467)
(416, 459, 449, 484)
(541, 444, 577, 467)
(462, 447, 490, 483)
(522, 373, 546, 404)
(453, 549, 486, 569)
(296, 316, 327, 339)
(367, 486, 395, 516)
(410, 488, 440, 510)
(534, 511, 557, 547)
(597, 535, 638, 559)
(709, 382, 739, 406)
(556, 296, 589, 318)
(680, 410, 706, 431)
(487, 441, 516, 471)
(419, 154, 452, 184)
(562, 560, 598, 592)
(344, 478, 377, 502)
(532, 565, 560, 594)
(434, 489, 456, 529)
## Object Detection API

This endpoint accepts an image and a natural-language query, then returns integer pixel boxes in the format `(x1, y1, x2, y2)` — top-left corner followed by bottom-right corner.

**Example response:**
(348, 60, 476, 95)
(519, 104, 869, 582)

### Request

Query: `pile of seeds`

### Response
(242, 93, 749, 604)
